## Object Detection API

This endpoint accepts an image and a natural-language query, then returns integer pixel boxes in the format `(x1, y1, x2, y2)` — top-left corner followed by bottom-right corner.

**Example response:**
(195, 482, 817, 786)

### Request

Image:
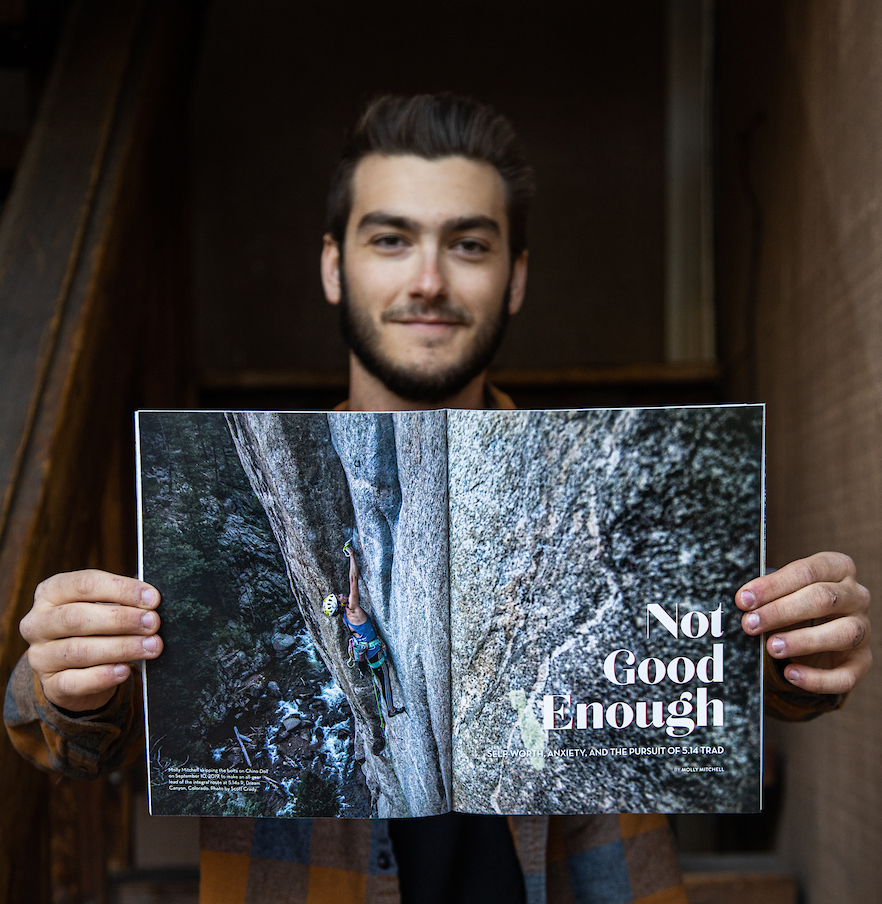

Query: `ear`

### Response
(507, 249, 528, 316)
(321, 233, 342, 304)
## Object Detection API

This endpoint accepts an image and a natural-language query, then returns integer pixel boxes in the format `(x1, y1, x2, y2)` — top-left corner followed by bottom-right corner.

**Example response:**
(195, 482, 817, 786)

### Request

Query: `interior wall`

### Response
(716, 4, 882, 902)
(190, 0, 667, 379)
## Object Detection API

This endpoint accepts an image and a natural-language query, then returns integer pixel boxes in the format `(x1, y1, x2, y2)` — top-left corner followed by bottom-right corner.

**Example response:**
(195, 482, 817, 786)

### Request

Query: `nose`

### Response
(409, 248, 446, 302)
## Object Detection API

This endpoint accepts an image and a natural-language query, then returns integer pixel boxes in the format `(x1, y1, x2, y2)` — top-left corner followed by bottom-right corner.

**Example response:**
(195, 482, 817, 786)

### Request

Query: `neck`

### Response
(346, 353, 488, 411)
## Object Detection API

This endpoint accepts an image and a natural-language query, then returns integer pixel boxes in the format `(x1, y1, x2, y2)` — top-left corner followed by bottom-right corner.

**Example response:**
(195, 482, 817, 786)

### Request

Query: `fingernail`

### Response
(770, 636, 785, 654)
(141, 588, 158, 607)
(786, 667, 801, 683)
(740, 589, 757, 609)
(141, 611, 156, 629)
(143, 636, 159, 653)
(746, 613, 760, 631)
(113, 664, 128, 679)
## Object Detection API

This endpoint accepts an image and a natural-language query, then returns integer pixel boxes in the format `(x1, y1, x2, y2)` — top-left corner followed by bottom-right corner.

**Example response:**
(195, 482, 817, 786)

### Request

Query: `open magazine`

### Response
(136, 404, 765, 818)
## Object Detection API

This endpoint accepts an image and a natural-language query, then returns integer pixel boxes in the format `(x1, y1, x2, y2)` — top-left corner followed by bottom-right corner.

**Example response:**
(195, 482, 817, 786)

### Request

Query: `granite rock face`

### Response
(227, 405, 763, 816)
(228, 410, 451, 817)
(448, 407, 764, 814)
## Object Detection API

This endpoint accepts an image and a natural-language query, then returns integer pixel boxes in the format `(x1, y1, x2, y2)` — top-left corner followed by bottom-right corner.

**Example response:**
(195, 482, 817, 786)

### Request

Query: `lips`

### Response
(381, 305, 472, 327)
(386, 317, 466, 326)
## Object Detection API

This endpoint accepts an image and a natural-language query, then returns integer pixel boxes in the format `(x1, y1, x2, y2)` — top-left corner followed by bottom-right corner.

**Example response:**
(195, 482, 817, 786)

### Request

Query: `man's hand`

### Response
(20, 569, 162, 713)
(737, 551, 872, 695)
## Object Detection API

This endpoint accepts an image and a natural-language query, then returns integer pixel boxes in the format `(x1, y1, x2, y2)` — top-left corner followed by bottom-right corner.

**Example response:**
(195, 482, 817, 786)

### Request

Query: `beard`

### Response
(338, 269, 510, 403)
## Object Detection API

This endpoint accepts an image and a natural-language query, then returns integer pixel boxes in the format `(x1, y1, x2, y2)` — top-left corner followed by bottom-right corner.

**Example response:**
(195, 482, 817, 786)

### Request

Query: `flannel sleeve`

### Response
(763, 649, 847, 721)
(3, 653, 144, 778)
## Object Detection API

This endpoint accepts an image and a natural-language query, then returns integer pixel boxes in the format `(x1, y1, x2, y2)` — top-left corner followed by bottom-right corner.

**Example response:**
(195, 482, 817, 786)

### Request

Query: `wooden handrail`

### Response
(0, 2, 200, 901)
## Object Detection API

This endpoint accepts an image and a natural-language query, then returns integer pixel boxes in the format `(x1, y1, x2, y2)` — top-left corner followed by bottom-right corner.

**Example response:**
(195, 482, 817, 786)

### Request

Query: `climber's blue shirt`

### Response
(344, 611, 377, 642)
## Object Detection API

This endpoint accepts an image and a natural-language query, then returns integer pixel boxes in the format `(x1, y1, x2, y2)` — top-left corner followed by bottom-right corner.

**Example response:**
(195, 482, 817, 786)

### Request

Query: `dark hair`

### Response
(326, 93, 534, 259)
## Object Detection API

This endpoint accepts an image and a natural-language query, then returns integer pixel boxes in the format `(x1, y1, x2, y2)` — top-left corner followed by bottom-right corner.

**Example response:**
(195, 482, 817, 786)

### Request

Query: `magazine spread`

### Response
(136, 404, 765, 819)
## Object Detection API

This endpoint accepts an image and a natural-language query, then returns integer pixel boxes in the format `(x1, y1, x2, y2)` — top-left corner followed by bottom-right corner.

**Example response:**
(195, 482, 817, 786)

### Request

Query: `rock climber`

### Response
(323, 541, 406, 719)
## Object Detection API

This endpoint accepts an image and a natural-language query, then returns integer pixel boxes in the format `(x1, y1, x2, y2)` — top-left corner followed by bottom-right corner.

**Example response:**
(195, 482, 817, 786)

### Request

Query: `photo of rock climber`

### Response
(323, 541, 406, 720)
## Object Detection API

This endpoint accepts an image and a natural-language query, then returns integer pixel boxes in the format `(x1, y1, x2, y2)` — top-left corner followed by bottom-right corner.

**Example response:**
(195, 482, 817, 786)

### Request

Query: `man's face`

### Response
(322, 154, 527, 403)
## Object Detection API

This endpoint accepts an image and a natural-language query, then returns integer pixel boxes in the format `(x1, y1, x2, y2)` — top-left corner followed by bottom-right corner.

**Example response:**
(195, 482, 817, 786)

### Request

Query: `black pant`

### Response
(389, 812, 527, 904)
(367, 655, 395, 711)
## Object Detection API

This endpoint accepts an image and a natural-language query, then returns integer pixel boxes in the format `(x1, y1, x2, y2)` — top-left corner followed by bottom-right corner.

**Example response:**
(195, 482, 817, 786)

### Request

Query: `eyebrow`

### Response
(355, 211, 502, 236)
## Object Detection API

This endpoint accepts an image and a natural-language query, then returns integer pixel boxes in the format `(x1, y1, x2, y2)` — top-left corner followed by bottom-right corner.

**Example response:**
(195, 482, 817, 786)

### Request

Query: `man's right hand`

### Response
(20, 570, 162, 713)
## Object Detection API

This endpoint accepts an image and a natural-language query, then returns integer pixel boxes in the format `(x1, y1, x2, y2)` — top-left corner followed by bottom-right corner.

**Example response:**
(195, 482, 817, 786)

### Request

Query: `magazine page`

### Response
(448, 405, 765, 815)
(137, 409, 451, 818)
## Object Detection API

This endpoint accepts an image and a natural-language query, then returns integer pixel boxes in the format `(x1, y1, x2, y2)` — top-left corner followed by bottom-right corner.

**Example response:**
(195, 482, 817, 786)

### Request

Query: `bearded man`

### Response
(6, 93, 872, 904)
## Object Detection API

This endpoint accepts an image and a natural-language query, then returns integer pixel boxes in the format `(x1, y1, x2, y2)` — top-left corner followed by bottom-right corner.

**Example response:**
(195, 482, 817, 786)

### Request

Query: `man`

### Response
(6, 94, 872, 903)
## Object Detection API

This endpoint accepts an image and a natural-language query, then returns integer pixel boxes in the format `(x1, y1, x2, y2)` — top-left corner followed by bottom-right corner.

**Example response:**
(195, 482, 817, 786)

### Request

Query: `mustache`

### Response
(380, 301, 474, 325)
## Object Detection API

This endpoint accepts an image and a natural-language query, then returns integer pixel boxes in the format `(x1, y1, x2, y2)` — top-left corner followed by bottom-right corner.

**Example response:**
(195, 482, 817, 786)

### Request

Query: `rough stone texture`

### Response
(448, 407, 764, 814)
(229, 411, 451, 817)
(227, 406, 762, 817)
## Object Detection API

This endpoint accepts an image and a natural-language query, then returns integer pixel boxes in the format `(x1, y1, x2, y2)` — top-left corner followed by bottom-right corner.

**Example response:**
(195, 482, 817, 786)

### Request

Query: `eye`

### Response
(453, 238, 489, 256)
(371, 234, 408, 250)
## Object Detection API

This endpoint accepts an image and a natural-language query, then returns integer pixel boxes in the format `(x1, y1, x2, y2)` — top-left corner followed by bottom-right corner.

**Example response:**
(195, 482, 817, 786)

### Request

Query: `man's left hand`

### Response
(737, 551, 872, 695)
